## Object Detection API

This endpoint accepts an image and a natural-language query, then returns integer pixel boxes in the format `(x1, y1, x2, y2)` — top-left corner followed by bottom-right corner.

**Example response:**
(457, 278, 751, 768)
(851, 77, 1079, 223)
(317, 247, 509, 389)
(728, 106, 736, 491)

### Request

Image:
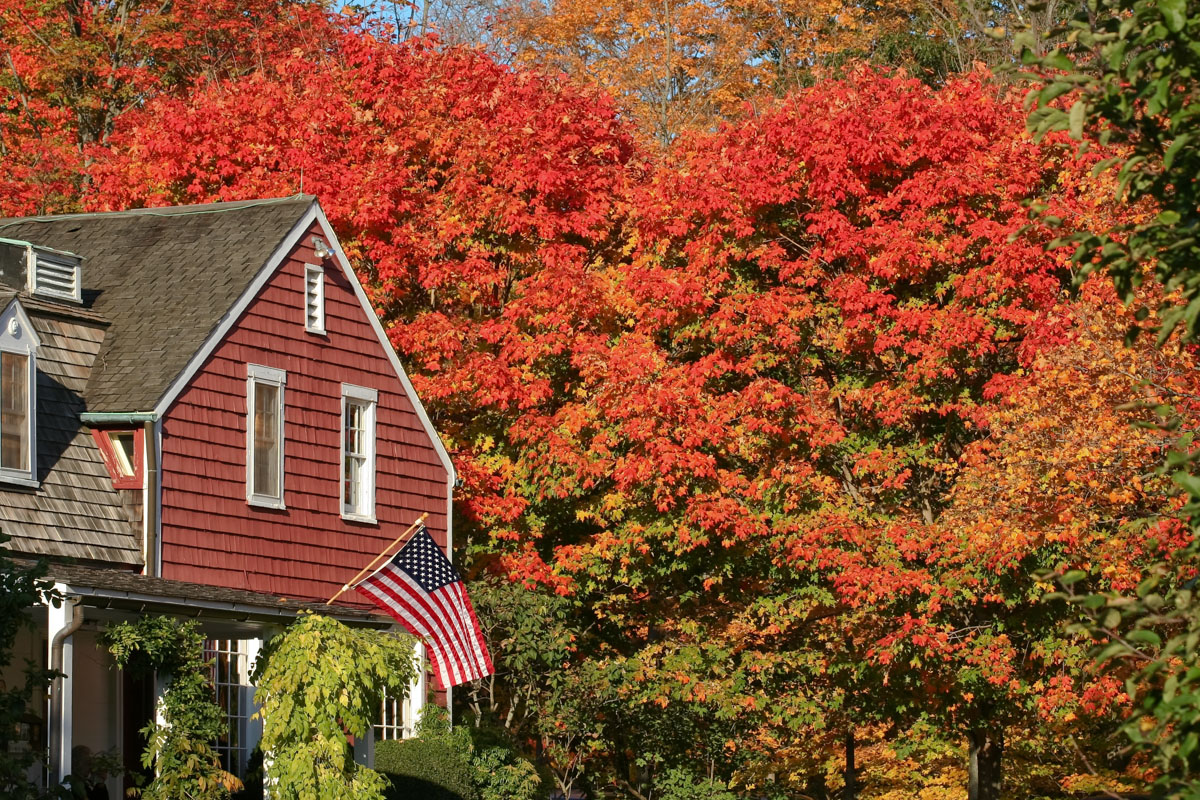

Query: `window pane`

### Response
(344, 454, 360, 512)
(345, 403, 364, 456)
(343, 398, 372, 515)
(1, 352, 28, 471)
(112, 432, 136, 476)
(253, 383, 280, 497)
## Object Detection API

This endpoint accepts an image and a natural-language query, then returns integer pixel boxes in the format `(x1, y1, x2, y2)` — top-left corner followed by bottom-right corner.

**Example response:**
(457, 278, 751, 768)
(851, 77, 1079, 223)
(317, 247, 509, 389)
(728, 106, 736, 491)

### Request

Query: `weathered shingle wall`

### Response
(0, 311, 142, 565)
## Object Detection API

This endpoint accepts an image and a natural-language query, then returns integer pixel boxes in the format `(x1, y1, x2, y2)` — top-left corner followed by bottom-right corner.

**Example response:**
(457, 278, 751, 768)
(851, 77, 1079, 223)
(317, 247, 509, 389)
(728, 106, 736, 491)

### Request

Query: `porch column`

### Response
(47, 594, 82, 783)
(243, 637, 264, 763)
(408, 640, 427, 735)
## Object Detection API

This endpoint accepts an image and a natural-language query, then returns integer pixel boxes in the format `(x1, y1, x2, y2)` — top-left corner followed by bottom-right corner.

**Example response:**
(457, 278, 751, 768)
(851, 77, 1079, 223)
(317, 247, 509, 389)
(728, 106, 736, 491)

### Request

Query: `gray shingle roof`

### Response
(0, 196, 315, 412)
(33, 560, 390, 625)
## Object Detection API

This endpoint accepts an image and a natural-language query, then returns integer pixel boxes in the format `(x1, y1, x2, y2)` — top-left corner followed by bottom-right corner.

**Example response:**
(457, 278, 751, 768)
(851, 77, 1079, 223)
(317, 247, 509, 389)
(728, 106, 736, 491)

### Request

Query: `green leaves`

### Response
(1023, 0, 1200, 343)
(252, 613, 417, 800)
(104, 617, 240, 800)
(1159, 0, 1188, 32)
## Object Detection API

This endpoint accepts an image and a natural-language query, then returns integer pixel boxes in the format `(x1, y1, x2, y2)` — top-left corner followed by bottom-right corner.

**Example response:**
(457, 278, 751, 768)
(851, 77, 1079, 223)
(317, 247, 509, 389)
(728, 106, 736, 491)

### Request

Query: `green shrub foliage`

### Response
(374, 737, 476, 800)
(374, 706, 539, 800)
(251, 612, 417, 800)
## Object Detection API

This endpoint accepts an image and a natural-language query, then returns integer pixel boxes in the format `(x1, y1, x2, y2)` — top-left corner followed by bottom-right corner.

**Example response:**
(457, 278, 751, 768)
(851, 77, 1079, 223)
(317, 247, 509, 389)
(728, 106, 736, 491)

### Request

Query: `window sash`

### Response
(111, 432, 136, 476)
(247, 366, 285, 506)
(341, 387, 376, 519)
(1, 351, 29, 472)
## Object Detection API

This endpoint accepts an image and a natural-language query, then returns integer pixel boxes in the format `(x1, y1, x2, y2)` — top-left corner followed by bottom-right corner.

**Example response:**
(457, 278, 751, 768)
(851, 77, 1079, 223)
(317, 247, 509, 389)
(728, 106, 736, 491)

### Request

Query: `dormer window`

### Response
(0, 300, 39, 487)
(304, 263, 325, 334)
(1, 353, 29, 472)
(91, 428, 144, 489)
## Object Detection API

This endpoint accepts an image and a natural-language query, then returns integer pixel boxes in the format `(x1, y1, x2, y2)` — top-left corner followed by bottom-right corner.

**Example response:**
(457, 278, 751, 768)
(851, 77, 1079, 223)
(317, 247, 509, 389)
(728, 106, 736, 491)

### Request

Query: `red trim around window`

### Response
(91, 428, 145, 489)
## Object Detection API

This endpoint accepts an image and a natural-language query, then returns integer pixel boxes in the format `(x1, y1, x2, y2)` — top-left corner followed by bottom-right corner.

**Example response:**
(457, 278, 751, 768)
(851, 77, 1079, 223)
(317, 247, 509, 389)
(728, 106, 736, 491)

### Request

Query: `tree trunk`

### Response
(967, 727, 1004, 800)
(805, 771, 829, 800)
(842, 730, 857, 800)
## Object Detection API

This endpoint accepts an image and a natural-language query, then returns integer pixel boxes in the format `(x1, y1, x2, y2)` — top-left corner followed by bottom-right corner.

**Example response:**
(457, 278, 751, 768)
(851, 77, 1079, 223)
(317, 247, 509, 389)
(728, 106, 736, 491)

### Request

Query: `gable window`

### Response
(0, 300, 38, 487)
(341, 384, 377, 522)
(247, 364, 286, 508)
(1, 352, 29, 472)
(304, 264, 325, 335)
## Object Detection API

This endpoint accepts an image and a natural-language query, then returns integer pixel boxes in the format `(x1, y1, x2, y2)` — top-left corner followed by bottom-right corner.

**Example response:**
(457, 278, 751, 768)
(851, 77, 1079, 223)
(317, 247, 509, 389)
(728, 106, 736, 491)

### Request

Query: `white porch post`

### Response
(243, 637, 264, 771)
(46, 594, 79, 783)
(408, 640, 427, 736)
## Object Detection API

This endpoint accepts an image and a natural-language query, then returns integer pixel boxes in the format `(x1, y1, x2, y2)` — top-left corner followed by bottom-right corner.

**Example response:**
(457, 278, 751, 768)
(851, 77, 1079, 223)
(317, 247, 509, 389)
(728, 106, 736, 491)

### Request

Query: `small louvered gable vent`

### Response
(304, 263, 325, 334)
(30, 251, 82, 303)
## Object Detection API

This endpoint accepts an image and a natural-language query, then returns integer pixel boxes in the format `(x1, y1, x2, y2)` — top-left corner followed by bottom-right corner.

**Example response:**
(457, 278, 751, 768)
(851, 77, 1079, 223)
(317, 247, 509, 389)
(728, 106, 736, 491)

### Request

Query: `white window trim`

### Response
(340, 383, 378, 523)
(304, 263, 326, 335)
(0, 301, 39, 488)
(246, 364, 286, 509)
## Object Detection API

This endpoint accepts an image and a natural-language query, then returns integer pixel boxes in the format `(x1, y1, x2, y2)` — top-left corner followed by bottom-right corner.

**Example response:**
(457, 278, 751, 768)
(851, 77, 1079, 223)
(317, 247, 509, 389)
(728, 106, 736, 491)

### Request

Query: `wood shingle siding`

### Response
(0, 306, 142, 565)
(158, 222, 450, 602)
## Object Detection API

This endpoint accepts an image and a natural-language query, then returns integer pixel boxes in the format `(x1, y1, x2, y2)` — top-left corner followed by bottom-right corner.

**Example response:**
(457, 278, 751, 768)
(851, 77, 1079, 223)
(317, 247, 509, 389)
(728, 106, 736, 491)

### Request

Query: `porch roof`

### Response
(40, 561, 392, 628)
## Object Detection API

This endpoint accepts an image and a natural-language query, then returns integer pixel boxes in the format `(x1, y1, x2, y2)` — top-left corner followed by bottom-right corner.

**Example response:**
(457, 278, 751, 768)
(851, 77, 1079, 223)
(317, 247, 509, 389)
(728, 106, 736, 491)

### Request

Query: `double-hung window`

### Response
(246, 364, 286, 508)
(0, 301, 38, 486)
(341, 384, 377, 522)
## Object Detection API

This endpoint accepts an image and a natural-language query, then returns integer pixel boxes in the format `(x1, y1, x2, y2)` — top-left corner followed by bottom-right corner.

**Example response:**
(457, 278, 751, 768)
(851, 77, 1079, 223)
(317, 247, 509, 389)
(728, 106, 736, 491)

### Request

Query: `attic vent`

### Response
(30, 250, 82, 303)
(304, 263, 325, 334)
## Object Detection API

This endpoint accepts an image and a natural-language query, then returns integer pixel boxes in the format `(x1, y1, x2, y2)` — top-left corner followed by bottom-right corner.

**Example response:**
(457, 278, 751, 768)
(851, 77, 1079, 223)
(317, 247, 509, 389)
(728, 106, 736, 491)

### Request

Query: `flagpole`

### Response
(326, 512, 429, 605)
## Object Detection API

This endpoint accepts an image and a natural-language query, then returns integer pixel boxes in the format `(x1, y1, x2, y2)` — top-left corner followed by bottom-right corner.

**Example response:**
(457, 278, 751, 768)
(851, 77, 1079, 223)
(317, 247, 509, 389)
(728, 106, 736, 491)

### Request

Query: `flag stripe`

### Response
(424, 574, 478, 670)
(363, 575, 466, 688)
(364, 573, 464, 688)
(378, 567, 473, 684)
(368, 568, 468, 687)
(355, 581, 455, 689)
(351, 525, 494, 689)
(448, 581, 491, 674)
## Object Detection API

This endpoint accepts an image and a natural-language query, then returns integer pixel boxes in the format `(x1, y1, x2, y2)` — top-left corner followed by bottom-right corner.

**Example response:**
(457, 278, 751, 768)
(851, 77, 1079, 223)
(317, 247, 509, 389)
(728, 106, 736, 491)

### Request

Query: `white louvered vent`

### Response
(304, 263, 325, 334)
(30, 251, 81, 303)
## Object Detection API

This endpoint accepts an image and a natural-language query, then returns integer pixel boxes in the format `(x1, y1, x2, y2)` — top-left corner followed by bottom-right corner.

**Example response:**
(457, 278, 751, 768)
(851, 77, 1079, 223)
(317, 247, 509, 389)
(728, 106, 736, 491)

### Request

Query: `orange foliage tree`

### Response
(1, 2, 1185, 792)
(490, 0, 933, 143)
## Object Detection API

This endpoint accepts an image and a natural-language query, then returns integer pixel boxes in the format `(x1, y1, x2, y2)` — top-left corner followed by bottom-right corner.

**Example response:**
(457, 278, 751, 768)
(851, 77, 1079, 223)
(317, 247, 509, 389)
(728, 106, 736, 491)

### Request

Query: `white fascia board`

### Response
(152, 203, 320, 418)
(312, 205, 457, 486)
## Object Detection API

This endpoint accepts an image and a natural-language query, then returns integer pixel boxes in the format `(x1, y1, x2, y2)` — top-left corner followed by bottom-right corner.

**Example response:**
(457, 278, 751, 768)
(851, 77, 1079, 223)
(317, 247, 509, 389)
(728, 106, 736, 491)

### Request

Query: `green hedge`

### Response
(374, 738, 477, 800)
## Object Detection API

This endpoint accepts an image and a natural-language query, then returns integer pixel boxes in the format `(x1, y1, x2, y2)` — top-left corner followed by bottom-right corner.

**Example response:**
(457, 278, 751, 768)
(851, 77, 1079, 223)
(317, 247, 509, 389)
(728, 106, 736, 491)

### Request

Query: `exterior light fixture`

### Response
(312, 237, 333, 260)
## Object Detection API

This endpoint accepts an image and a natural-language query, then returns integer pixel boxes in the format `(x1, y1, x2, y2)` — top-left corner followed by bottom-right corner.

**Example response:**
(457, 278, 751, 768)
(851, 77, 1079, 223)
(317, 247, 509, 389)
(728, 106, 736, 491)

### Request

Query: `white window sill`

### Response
(0, 471, 38, 488)
(248, 495, 286, 510)
(341, 511, 377, 525)
(305, 326, 326, 336)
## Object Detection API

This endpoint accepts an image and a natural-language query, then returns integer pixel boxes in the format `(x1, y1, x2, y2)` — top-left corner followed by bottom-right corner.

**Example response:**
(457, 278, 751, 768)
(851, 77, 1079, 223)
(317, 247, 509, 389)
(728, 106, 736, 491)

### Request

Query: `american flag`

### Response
(354, 525, 493, 689)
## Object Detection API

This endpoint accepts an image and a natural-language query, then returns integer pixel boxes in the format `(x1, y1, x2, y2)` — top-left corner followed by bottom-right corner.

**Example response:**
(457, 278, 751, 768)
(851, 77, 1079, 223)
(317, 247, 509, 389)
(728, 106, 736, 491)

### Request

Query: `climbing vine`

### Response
(104, 617, 241, 800)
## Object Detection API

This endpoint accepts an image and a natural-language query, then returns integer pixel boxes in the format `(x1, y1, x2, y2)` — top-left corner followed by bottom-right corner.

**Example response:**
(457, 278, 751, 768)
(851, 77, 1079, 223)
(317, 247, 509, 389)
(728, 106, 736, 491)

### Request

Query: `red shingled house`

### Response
(0, 196, 455, 795)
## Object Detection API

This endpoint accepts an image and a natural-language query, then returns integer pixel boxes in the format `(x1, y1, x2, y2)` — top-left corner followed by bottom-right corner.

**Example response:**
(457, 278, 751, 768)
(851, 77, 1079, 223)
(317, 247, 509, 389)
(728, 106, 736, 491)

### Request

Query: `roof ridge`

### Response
(0, 195, 315, 228)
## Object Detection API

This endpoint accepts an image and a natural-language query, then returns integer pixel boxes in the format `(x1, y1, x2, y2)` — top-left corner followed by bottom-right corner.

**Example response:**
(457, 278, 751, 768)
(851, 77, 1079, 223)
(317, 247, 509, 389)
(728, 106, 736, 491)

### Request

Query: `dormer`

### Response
(0, 299, 40, 487)
(0, 238, 83, 304)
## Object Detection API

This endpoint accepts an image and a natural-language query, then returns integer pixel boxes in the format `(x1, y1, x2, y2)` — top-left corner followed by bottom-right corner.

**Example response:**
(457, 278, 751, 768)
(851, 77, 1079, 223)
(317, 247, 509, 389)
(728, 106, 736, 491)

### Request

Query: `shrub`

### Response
(374, 738, 477, 800)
